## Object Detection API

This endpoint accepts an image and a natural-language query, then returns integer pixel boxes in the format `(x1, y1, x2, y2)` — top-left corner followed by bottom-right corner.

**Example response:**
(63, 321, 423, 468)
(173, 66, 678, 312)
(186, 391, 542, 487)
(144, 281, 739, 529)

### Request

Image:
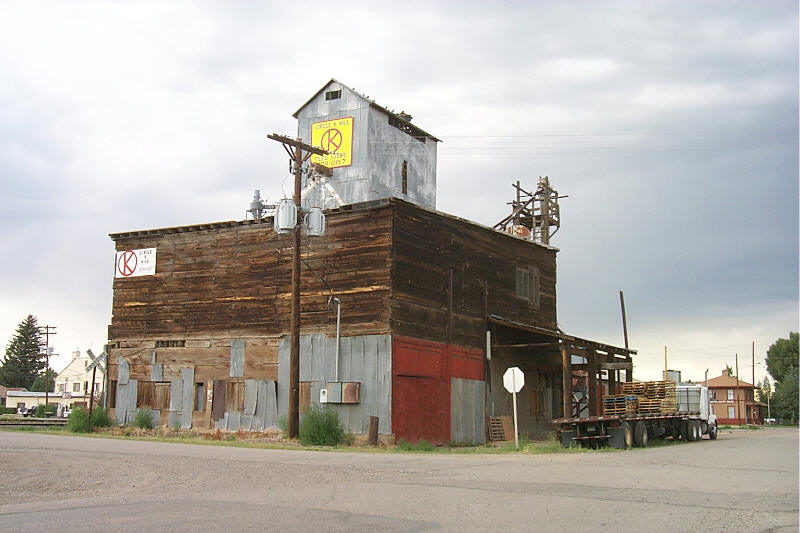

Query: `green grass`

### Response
(719, 424, 762, 430)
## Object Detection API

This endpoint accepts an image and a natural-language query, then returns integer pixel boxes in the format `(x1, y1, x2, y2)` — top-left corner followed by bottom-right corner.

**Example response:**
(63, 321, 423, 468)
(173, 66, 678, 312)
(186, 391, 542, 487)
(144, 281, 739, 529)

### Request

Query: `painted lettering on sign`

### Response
(115, 248, 157, 278)
(311, 117, 353, 168)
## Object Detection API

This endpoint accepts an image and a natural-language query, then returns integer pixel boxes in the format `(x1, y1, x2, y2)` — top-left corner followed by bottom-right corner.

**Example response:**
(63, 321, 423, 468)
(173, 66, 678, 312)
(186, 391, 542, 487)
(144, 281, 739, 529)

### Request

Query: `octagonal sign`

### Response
(503, 367, 525, 394)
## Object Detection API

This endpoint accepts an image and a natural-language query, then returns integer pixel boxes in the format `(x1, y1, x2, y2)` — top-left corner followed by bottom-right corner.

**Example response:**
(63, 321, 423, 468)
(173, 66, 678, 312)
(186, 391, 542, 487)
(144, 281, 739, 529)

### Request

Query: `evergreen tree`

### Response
(0, 315, 45, 388)
(30, 368, 56, 392)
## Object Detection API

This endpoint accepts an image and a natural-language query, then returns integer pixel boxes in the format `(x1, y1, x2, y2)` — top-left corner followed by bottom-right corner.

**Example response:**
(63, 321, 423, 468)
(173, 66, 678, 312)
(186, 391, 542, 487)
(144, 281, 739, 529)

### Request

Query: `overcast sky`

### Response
(1, 1, 797, 383)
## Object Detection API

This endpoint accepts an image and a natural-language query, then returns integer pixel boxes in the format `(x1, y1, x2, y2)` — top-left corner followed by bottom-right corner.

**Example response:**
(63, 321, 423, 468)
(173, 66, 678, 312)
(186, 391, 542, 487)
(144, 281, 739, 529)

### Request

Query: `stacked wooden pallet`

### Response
(621, 382, 646, 395)
(614, 381, 677, 415)
(644, 381, 677, 413)
(603, 395, 638, 415)
(637, 398, 663, 413)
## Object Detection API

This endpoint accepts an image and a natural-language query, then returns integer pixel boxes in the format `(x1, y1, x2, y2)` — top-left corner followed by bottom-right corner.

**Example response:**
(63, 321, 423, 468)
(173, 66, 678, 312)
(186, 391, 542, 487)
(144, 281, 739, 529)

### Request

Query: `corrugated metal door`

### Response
(393, 376, 449, 444)
(392, 337, 450, 445)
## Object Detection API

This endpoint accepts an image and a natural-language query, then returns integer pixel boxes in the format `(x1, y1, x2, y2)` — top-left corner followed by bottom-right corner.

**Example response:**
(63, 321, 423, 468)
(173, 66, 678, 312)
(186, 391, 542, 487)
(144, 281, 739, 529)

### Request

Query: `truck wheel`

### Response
(688, 420, 698, 442)
(680, 420, 690, 441)
(634, 421, 649, 447)
(694, 420, 702, 441)
(709, 423, 718, 440)
(621, 421, 633, 448)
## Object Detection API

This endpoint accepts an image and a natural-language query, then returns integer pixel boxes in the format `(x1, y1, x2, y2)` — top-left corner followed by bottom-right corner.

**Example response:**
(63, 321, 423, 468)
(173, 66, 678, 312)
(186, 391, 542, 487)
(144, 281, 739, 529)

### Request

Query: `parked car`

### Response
(19, 406, 37, 417)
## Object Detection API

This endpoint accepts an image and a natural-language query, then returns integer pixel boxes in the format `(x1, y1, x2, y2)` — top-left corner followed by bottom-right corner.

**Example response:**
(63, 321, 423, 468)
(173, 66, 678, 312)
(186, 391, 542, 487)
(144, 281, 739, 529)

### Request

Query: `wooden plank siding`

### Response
(109, 205, 394, 341)
(390, 200, 557, 350)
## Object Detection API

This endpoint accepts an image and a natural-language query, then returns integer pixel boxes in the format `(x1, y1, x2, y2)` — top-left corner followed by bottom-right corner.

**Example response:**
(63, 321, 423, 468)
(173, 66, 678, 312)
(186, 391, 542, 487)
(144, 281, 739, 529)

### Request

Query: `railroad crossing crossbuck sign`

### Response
(86, 349, 106, 374)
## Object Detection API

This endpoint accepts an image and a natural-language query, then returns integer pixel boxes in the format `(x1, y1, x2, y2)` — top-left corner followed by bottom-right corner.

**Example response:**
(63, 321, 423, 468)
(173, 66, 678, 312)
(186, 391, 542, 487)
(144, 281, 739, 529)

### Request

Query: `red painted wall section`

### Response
(392, 336, 483, 445)
(448, 344, 483, 381)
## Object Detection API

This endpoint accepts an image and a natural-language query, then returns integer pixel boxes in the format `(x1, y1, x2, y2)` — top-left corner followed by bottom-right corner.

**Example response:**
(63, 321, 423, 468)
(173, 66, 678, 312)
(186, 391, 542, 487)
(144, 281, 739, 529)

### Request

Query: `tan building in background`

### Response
(6, 350, 103, 414)
(707, 370, 763, 425)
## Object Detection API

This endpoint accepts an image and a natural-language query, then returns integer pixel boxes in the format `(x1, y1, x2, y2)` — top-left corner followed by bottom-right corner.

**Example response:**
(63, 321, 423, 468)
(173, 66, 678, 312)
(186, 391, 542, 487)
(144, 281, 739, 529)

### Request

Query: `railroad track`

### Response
(0, 418, 67, 427)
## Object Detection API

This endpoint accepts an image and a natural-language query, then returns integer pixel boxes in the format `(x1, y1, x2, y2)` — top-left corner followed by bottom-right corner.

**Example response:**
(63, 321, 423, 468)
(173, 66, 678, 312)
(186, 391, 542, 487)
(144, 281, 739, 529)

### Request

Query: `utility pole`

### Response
(735, 353, 743, 424)
(39, 325, 56, 415)
(752, 341, 756, 423)
(267, 134, 327, 439)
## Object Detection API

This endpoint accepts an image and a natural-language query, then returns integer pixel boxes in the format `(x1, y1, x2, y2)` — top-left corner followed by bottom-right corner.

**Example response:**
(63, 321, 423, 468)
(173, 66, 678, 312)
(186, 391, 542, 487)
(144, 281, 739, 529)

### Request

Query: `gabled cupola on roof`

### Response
(293, 79, 439, 209)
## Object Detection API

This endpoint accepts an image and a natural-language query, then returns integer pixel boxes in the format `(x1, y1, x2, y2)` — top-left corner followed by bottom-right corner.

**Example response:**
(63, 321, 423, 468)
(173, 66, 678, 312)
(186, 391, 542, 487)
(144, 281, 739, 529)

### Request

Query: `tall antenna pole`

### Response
(540, 177, 551, 245)
(267, 134, 327, 439)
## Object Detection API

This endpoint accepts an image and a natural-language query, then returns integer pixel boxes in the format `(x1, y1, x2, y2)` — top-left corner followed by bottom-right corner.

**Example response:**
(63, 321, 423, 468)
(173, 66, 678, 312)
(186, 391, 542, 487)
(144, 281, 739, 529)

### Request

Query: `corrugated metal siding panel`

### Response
(279, 333, 392, 435)
(450, 378, 486, 445)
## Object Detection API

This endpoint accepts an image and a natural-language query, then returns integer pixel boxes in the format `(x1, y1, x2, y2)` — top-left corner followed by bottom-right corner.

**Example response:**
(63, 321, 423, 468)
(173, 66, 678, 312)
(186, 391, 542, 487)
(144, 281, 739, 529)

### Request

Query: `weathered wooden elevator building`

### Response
(106, 80, 634, 444)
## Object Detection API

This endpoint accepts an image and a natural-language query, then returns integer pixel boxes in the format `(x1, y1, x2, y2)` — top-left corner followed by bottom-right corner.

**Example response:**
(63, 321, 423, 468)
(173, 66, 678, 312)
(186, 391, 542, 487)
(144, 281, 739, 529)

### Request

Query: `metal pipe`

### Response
(333, 297, 341, 382)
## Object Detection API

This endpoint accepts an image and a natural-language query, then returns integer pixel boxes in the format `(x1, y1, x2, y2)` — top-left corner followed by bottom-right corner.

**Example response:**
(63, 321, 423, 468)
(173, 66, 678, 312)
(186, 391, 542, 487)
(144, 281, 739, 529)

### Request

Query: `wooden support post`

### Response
(561, 344, 572, 418)
(89, 365, 97, 416)
(588, 350, 598, 416)
(368, 416, 379, 446)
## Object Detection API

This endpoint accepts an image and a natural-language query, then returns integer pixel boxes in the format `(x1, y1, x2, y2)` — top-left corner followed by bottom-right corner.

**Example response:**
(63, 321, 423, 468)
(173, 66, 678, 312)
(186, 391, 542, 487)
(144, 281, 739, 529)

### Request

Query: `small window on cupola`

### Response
(325, 90, 341, 100)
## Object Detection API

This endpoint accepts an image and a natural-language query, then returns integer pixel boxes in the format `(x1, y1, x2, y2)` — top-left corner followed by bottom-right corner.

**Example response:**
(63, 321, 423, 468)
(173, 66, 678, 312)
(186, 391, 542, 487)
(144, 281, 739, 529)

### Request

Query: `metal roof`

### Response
(292, 78, 441, 142)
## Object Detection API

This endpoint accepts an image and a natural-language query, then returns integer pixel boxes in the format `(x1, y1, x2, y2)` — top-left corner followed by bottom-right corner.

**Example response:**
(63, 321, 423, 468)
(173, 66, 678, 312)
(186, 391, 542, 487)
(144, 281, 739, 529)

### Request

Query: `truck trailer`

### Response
(555, 383, 718, 449)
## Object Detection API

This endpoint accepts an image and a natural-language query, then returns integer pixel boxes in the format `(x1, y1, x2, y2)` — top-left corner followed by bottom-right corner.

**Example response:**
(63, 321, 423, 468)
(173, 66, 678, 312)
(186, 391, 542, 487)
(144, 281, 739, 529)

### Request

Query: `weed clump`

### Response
(298, 405, 346, 446)
(66, 408, 93, 433)
(131, 408, 155, 429)
(89, 408, 112, 428)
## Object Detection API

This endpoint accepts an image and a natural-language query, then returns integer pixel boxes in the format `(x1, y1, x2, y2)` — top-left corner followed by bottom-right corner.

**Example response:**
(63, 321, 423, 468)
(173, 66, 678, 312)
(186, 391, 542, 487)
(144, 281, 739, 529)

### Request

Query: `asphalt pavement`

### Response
(0, 427, 797, 532)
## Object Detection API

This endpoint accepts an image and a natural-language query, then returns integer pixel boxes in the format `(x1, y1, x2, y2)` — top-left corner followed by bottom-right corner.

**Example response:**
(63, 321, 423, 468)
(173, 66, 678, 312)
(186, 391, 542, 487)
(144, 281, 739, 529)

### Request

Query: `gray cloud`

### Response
(0, 1, 796, 379)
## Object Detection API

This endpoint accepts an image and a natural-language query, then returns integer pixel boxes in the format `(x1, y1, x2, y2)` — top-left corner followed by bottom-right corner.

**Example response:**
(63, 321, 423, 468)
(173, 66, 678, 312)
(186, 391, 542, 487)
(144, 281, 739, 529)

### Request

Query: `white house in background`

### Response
(7, 350, 104, 414)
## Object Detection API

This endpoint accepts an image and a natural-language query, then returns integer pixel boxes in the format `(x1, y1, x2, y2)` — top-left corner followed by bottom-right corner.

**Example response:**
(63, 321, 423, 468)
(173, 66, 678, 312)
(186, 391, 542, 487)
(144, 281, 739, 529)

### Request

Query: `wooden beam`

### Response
(561, 344, 571, 418)
(599, 362, 633, 370)
(491, 342, 559, 349)
(587, 350, 598, 417)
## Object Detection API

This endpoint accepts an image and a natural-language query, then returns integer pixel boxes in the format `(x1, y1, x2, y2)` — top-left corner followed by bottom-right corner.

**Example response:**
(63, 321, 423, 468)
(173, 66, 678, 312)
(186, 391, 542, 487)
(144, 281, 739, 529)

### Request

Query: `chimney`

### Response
(73, 350, 80, 361)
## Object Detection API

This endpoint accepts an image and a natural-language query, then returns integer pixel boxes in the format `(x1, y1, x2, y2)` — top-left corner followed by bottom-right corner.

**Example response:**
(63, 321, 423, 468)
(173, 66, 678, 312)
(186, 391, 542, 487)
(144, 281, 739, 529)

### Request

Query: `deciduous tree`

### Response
(766, 332, 798, 384)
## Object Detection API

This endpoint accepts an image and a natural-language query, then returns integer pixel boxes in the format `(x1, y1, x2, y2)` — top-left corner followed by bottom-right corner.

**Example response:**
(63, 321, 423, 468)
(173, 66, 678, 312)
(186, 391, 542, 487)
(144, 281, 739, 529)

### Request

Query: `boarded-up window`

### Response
(136, 381, 170, 410)
(108, 380, 117, 408)
(154, 382, 170, 410)
(195, 383, 205, 412)
(225, 381, 245, 412)
(137, 381, 155, 408)
(212, 380, 226, 421)
(515, 266, 540, 308)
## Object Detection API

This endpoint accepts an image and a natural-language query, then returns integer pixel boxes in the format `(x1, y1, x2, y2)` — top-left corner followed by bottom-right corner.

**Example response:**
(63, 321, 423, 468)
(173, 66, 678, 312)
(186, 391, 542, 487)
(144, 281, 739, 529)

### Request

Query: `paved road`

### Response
(0, 428, 797, 532)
